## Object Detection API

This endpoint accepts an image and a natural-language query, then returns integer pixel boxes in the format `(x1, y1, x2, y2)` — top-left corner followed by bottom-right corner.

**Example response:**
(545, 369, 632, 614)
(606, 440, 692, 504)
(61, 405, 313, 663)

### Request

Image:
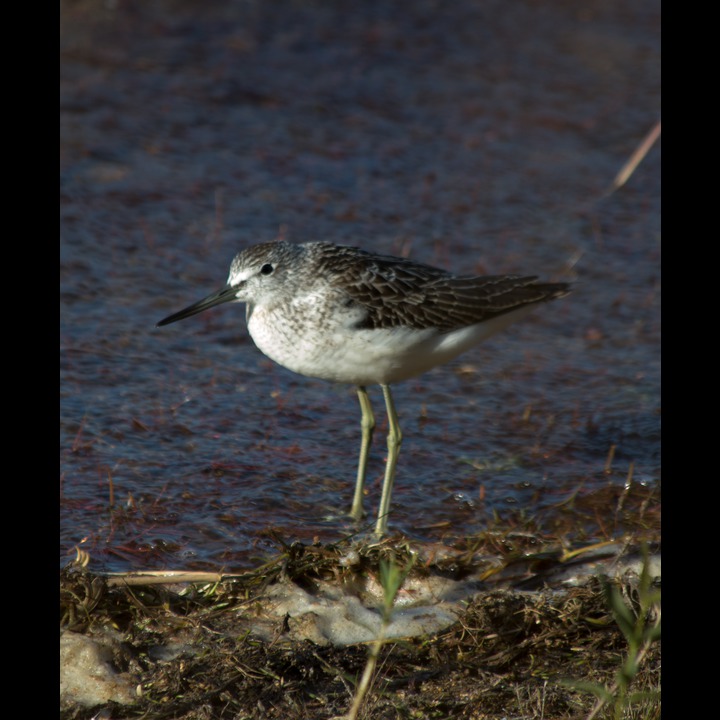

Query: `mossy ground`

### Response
(61, 493, 660, 720)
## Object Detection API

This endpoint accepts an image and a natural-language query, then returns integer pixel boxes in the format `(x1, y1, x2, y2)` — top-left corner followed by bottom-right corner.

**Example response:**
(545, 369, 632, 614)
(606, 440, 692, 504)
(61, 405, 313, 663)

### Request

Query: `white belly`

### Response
(246, 298, 535, 386)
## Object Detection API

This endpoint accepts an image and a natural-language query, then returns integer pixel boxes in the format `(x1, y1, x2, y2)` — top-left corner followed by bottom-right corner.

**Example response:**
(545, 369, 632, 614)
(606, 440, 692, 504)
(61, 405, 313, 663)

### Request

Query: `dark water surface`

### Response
(60, 0, 660, 572)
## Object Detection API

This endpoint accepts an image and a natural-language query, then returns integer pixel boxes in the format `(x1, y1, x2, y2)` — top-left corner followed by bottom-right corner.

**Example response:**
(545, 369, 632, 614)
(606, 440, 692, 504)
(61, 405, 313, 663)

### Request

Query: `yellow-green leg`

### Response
(350, 385, 375, 521)
(375, 384, 402, 536)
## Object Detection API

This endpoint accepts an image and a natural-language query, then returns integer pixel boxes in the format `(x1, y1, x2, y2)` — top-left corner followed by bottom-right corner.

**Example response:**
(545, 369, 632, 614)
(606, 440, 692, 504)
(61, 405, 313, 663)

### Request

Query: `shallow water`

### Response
(60, 0, 660, 572)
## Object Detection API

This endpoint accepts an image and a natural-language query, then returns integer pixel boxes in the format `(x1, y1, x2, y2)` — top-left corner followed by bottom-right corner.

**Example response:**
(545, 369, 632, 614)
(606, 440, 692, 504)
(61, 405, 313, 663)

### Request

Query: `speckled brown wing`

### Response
(312, 243, 570, 332)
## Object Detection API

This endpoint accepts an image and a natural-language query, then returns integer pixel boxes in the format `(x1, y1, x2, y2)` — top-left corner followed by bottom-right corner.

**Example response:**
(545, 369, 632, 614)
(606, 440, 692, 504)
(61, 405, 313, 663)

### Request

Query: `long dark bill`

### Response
(157, 285, 239, 327)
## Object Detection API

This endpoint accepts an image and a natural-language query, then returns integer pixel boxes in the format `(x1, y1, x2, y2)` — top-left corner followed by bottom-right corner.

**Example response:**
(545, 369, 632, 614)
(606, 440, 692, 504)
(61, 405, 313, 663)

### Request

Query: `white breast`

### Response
(246, 296, 536, 386)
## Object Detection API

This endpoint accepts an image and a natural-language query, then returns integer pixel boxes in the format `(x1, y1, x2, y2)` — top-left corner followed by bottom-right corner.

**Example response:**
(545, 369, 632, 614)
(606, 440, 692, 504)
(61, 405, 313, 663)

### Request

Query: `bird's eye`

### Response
(260, 263, 274, 276)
